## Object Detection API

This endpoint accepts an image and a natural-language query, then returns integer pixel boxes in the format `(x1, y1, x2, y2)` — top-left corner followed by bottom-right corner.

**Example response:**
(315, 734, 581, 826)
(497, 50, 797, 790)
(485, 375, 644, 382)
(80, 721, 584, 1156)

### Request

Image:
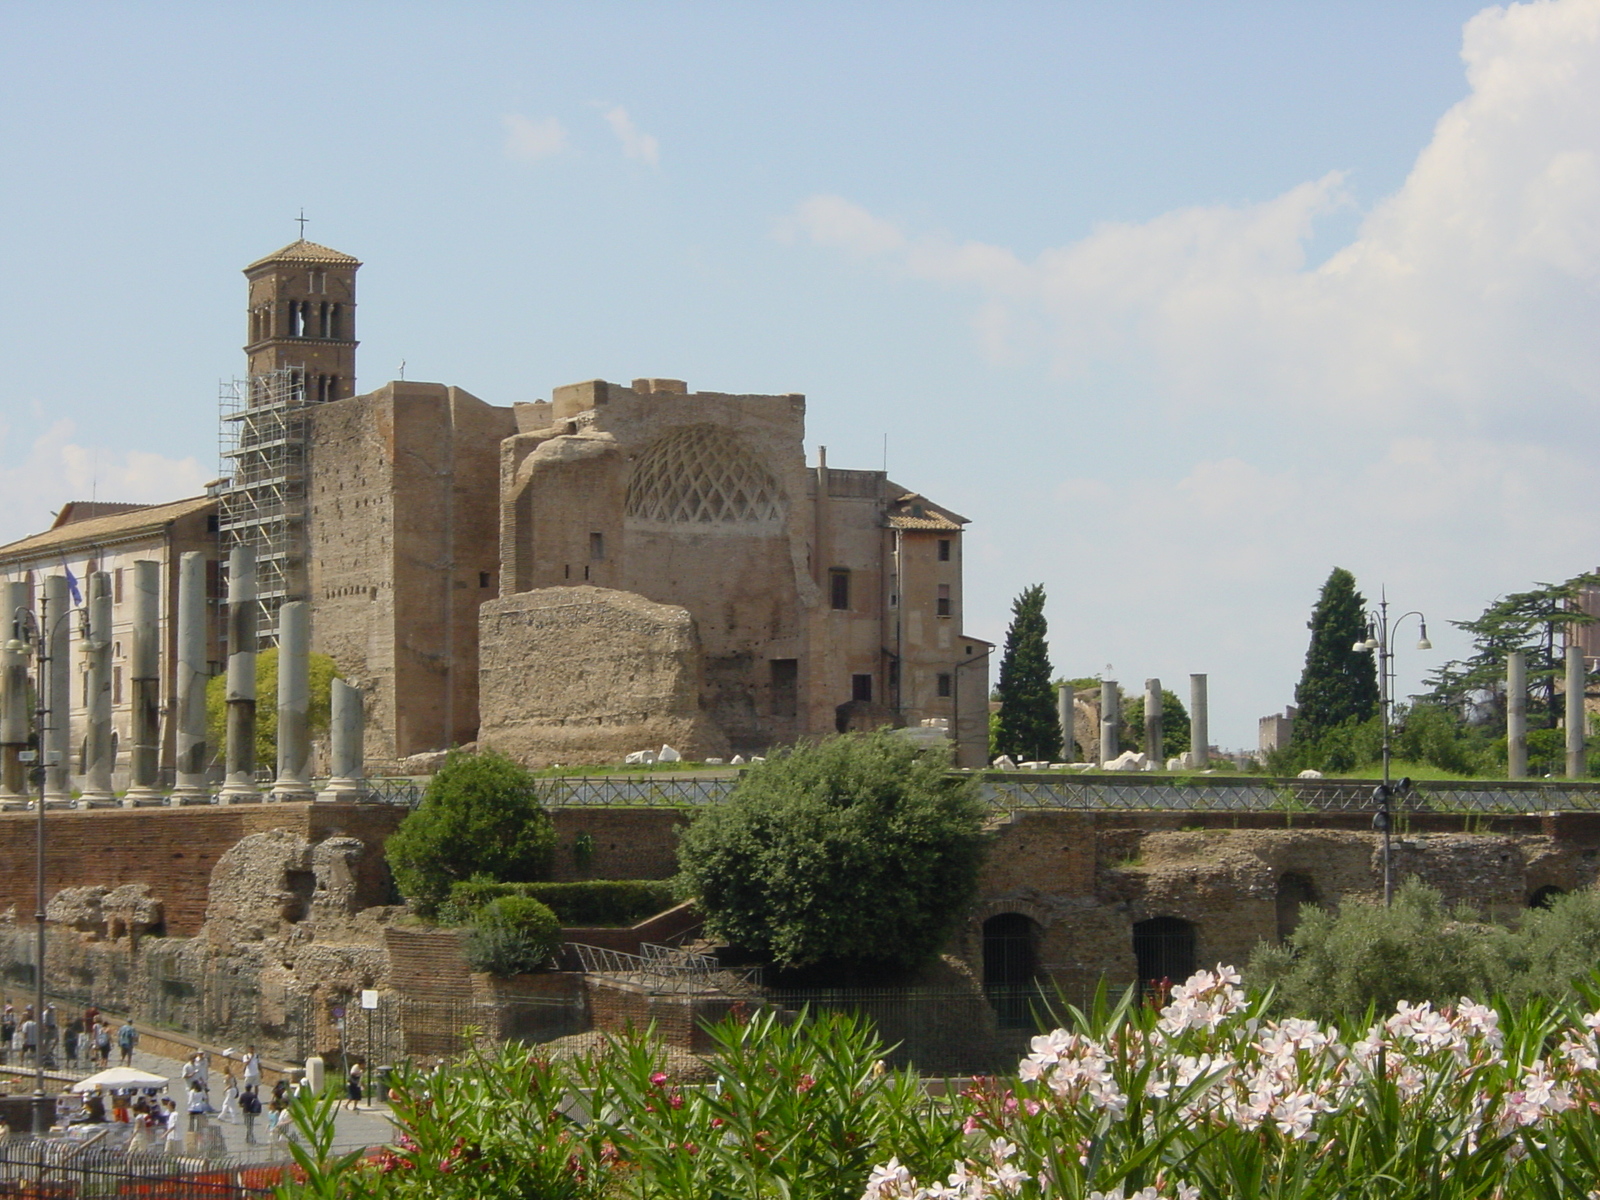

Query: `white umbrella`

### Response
(71, 1066, 168, 1093)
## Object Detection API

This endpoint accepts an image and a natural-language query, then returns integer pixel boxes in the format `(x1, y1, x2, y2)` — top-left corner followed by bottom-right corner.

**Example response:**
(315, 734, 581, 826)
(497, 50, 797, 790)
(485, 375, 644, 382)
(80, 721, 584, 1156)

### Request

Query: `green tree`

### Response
(386, 749, 557, 917)
(1119, 688, 1191, 761)
(994, 584, 1060, 762)
(1292, 568, 1379, 745)
(675, 732, 987, 979)
(204, 647, 340, 769)
(1425, 572, 1600, 731)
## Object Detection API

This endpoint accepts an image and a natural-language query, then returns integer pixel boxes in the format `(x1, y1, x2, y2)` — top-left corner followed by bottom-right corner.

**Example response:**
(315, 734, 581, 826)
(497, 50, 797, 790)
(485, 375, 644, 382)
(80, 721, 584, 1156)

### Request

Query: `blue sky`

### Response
(3, 1, 1596, 749)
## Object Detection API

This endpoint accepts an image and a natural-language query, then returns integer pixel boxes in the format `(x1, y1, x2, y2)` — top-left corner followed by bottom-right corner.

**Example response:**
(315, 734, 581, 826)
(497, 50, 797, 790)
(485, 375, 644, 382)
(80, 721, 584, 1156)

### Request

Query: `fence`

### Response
(350, 774, 1600, 815)
(569, 943, 763, 995)
(0, 1141, 283, 1199)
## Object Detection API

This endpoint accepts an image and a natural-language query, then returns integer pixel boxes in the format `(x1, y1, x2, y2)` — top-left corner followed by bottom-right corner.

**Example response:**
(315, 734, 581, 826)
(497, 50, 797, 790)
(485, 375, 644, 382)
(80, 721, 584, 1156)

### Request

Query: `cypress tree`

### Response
(1293, 567, 1380, 743)
(995, 584, 1061, 762)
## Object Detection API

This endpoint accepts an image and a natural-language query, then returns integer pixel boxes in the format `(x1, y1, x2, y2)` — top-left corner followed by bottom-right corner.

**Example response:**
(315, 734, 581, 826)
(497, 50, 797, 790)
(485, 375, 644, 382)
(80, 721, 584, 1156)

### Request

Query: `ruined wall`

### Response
(961, 810, 1600, 1003)
(478, 586, 727, 765)
(0, 803, 405, 937)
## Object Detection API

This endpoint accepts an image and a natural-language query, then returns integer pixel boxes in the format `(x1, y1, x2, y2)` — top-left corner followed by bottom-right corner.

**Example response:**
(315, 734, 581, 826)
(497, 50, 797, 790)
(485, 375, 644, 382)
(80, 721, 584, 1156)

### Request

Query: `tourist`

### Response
(181, 1052, 209, 1095)
(217, 1067, 241, 1125)
(343, 1061, 363, 1112)
(63, 1020, 80, 1069)
(184, 1078, 209, 1153)
(0, 1003, 12, 1065)
(239, 1084, 262, 1145)
(109, 1091, 130, 1123)
(67, 1092, 107, 1125)
(241, 1045, 261, 1090)
(117, 1019, 137, 1066)
(92, 1021, 111, 1068)
(16, 1009, 36, 1067)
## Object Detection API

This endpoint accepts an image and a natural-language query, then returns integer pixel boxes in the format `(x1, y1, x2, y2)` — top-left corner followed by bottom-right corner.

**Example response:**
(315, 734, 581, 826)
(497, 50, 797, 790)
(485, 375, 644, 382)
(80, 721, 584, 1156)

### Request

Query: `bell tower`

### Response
(242, 239, 360, 403)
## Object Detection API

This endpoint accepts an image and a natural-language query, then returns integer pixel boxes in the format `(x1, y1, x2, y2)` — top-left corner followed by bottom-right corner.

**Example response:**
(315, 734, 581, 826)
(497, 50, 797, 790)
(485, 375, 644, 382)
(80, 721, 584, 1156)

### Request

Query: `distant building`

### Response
(0, 496, 221, 786)
(1259, 706, 1296, 755)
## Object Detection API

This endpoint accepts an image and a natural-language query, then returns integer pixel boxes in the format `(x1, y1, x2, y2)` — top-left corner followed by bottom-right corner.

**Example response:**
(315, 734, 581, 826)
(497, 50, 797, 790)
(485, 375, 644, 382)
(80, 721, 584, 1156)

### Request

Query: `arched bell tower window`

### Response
(624, 425, 786, 527)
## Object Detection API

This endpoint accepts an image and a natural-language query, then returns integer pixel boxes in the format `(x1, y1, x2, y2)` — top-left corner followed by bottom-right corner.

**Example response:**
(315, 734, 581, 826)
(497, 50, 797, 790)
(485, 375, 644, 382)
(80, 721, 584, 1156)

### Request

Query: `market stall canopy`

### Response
(70, 1067, 168, 1092)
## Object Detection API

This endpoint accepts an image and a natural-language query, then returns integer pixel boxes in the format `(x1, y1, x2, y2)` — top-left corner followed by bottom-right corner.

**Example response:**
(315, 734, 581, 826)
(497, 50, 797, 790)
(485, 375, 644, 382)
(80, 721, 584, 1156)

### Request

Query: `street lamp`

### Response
(8, 594, 90, 1136)
(1353, 592, 1432, 907)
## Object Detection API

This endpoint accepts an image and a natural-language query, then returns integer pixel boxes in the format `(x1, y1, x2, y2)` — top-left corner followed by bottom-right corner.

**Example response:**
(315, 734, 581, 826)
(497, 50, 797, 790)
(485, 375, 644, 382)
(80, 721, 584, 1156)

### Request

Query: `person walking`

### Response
(92, 1021, 111, 1069)
(117, 1019, 138, 1067)
(241, 1045, 261, 1090)
(17, 1010, 37, 1067)
(0, 1003, 13, 1066)
(343, 1061, 363, 1112)
(184, 1078, 209, 1155)
(240, 1084, 262, 1145)
(217, 1067, 241, 1125)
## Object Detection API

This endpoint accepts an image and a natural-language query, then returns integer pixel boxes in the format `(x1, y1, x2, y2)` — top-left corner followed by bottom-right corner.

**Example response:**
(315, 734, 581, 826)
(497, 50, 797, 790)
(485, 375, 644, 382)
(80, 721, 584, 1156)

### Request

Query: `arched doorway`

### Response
(1276, 873, 1318, 942)
(1529, 885, 1566, 910)
(982, 912, 1039, 1030)
(1132, 916, 1196, 990)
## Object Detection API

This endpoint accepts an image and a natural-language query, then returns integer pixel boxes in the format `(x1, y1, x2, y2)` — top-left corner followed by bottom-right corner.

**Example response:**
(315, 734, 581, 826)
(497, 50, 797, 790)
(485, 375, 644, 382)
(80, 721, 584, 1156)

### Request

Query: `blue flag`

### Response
(60, 558, 81, 605)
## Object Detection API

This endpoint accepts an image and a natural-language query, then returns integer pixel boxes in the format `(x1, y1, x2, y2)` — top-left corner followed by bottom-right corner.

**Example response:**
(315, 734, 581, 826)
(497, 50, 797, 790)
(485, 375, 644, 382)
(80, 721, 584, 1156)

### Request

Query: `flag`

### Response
(59, 558, 81, 605)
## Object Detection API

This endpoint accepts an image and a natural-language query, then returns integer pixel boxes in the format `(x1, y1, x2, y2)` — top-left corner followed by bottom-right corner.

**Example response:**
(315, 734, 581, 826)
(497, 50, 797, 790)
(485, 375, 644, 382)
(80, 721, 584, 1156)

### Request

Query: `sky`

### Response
(2, 0, 1597, 750)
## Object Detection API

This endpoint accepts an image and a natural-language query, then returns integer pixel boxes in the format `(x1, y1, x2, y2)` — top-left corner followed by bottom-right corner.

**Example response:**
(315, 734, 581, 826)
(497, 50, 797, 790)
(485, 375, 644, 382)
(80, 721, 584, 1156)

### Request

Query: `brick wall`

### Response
(546, 808, 686, 881)
(0, 803, 406, 937)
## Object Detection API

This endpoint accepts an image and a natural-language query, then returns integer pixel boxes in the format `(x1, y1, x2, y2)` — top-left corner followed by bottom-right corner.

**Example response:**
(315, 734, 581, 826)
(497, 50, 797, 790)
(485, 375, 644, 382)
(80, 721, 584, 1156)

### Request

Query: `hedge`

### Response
(443, 880, 678, 927)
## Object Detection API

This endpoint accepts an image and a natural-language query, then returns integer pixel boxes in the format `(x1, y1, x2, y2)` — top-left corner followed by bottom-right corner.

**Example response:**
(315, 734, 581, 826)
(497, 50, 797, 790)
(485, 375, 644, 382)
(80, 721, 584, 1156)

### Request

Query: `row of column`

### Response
(1052, 673, 1210, 768)
(0, 548, 365, 807)
(1505, 647, 1588, 779)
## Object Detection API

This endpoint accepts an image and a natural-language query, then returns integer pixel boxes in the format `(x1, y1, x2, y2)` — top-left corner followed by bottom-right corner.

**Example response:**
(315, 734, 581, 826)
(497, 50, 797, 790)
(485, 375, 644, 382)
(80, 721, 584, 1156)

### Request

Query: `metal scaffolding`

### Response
(217, 368, 309, 641)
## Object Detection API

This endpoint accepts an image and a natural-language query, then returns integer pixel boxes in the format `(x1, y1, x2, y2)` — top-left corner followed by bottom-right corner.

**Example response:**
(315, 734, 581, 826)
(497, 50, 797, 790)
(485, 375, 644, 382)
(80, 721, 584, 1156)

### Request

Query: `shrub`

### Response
(674, 731, 987, 978)
(386, 750, 557, 917)
(1248, 879, 1510, 1020)
(442, 880, 677, 927)
(463, 895, 561, 977)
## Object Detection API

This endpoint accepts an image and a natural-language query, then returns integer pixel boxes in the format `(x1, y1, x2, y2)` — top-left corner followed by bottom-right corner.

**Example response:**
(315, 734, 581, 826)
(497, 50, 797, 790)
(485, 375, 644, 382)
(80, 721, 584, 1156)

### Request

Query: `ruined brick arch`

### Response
(973, 896, 1053, 928)
(624, 425, 786, 527)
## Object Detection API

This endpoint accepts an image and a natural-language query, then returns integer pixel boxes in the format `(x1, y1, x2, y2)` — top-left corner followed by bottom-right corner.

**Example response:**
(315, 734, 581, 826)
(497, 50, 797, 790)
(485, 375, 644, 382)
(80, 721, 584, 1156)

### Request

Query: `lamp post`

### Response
(1354, 593, 1432, 907)
(9, 593, 91, 1136)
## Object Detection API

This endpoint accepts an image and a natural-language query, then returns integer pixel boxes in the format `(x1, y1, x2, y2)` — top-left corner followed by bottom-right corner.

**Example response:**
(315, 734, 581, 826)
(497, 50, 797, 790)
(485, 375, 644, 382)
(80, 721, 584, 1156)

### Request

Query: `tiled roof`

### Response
(245, 239, 362, 270)
(886, 491, 968, 531)
(0, 496, 215, 560)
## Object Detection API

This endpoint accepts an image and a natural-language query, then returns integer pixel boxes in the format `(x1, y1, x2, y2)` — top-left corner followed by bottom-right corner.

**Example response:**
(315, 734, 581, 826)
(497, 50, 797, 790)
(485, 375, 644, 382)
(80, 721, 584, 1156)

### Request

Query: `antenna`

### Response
(882, 433, 888, 474)
(398, 360, 406, 381)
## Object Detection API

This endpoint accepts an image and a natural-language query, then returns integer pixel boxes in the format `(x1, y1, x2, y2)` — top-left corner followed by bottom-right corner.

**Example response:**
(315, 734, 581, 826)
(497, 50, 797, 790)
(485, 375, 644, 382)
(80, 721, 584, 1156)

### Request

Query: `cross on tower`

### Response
(296, 209, 308, 239)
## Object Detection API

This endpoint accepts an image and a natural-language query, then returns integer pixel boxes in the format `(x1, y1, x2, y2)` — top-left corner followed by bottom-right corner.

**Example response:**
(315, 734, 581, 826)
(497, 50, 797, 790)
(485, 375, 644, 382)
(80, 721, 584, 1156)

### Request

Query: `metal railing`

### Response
(0, 1140, 281, 1198)
(568, 942, 762, 994)
(355, 771, 1600, 815)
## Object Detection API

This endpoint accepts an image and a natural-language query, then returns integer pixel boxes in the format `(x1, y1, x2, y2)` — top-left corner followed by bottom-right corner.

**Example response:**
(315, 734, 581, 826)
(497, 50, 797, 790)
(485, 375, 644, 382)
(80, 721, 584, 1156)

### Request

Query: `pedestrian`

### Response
(240, 1084, 261, 1145)
(271, 1077, 289, 1107)
(93, 1021, 111, 1068)
(117, 1019, 137, 1067)
(218, 1067, 241, 1125)
(184, 1078, 209, 1154)
(265, 1097, 289, 1155)
(17, 1011, 37, 1067)
(241, 1045, 261, 1090)
(0, 1003, 13, 1066)
(63, 1020, 80, 1069)
(181, 1051, 209, 1096)
(40, 1005, 57, 1069)
(343, 1061, 363, 1112)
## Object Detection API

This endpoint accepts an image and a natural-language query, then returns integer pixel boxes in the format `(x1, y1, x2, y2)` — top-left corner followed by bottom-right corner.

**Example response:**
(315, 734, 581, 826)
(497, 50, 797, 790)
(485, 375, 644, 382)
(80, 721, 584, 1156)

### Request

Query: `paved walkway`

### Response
(59, 1046, 398, 1162)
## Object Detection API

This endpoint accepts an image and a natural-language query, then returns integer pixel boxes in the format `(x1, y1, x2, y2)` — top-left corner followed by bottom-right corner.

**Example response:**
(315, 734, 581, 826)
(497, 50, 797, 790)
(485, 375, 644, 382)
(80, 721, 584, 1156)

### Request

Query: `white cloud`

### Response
(602, 106, 660, 166)
(502, 113, 569, 164)
(787, 0, 1600, 744)
(0, 419, 210, 547)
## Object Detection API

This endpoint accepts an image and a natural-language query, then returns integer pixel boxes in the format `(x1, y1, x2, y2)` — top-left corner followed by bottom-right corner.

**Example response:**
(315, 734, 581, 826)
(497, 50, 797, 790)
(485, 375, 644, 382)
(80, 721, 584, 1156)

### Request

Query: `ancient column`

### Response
(1507, 650, 1528, 780)
(1567, 644, 1587, 779)
(217, 546, 261, 804)
(79, 572, 116, 805)
(318, 678, 365, 801)
(0, 581, 31, 800)
(1099, 680, 1120, 764)
(42, 575, 72, 804)
(169, 551, 212, 804)
(1056, 682, 1076, 763)
(1144, 678, 1163, 765)
(271, 601, 315, 801)
(123, 561, 164, 806)
(1189, 673, 1209, 769)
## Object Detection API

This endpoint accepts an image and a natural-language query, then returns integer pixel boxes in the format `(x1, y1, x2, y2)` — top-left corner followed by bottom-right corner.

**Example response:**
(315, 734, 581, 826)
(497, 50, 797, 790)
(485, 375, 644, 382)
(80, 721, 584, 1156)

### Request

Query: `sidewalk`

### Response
(71, 1045, 398, 1162)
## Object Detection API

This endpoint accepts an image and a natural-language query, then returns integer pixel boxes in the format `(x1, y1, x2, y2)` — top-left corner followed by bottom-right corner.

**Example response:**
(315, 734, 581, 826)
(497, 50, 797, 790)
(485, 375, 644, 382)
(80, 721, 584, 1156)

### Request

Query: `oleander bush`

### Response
(283, 966, 1600, 1200)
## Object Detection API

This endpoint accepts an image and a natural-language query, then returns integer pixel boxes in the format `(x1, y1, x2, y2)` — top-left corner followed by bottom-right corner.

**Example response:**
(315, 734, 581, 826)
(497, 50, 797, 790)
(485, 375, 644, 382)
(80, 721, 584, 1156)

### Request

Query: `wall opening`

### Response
(851, 673, 873, 703)
(1132, 916, 1196, 989)
(830, 569, 851, 611)
(770, 659, 798, 718)
(1530, 884, 1567, 909)
(1276, 872, 1318, 941)
(982, 912, 1040, 1030)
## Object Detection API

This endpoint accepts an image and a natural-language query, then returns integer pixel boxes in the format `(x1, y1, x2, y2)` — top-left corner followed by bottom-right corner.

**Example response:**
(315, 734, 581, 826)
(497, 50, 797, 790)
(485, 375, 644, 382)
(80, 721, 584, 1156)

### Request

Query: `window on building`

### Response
(851, 673, 873, 703)
(830, 568, 851, 611)
(937, 584, 951, 617)
(937, 672, 952, 698)
(479, 571, 491, 588)
(938, 538, 951, 561)
(590, 532, 605, 561)
(770, 659, 798, 718)
(330, 304, 343, 339)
